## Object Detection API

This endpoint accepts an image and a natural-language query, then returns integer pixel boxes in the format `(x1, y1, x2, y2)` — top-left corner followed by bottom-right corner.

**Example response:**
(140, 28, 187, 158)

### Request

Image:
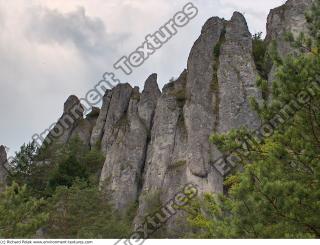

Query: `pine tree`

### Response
(188, 0, 320, 238)
(0, 183, 48, 238)
(46, 180, 131, 238)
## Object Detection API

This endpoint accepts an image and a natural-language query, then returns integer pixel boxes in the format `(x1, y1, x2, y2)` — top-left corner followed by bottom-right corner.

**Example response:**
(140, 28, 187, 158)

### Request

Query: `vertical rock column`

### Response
(135, 12, 262, 233)
(99, 77, 161, 211)
(217, 12, 260, 133)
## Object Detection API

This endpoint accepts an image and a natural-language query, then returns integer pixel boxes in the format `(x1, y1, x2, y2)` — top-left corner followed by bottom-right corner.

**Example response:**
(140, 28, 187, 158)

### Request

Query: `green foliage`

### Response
(8, 142, 38, 177)
(83, 148, 105, 182)
(168, 160, 187, 171)
(0, 183, 48, 238)
(46, 137, 105, 194)
(170, 88, 187, 107)
(213, 27, 226, 58)
(2, 135, 134, 239)
(306, 0, 320, 50)
(143, 190, 162, 216)
(47, 155, 88, 192)
(9, 137, 105, 198)
(115, 115, 130, 129)
(189, 2, 320, 238)
(46, 180, 131, 239)
(252, 32, 272, 80)
(7, 141, 54, 198)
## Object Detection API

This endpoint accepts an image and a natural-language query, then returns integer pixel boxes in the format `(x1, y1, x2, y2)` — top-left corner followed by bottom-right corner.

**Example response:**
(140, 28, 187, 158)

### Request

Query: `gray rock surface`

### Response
(45, 95, 84, 146)
(138, 74, 161, 131)
(70, 107, 100, 148)
(265, 0, 313, 84)
(100, 84, 133, 155)
(266, 0, 313, 56)
(184, 17, 225, 178)
(90, 91, 112, 148)
(32, 0, 309, 236)
(135, 71, 188, 225)
(217, 12, 261, 133)
(100, 87, 148, 211)
(0, 145, 8, 192)
(134, 12, 262, 234)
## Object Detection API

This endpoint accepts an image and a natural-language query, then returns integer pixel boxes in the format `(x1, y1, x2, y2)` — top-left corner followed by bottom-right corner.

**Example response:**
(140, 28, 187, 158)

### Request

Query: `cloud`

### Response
(27, 6, 125, 58)
(0, 0, 286, 155)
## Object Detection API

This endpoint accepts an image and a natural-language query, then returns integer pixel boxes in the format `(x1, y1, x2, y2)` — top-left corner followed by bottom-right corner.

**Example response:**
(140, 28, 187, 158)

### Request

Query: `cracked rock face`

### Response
(35, 0, 308, 235)
(98, 78, 160, 211)
(100, 84, 133, 155)
(90, 91, 112, 148)
(184, 17, 226, 178)
(99, 88, 148, 211)
(217, 12, 260, 133)
(134, 12, 261, 233)
(0, 145, 8, 192)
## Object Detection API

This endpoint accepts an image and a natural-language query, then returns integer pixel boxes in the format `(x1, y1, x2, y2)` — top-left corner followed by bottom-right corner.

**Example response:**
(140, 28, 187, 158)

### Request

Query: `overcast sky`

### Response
(0, 0, 286, 155)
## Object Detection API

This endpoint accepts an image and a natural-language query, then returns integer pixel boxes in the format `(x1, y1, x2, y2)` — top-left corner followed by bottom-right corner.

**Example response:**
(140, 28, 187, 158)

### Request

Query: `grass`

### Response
(167, 160, 187, 171)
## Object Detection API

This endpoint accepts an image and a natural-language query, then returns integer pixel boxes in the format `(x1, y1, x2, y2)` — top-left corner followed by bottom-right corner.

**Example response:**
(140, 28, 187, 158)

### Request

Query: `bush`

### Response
(46, 180, 131, 238)
(0, 183, 48, 238)
(252, 32, 271, 80)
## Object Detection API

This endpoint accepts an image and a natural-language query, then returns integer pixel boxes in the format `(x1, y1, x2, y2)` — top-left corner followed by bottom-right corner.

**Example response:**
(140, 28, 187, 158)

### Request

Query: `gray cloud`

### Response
(0, 0, 285, 155)
(27, 6, 127, 58)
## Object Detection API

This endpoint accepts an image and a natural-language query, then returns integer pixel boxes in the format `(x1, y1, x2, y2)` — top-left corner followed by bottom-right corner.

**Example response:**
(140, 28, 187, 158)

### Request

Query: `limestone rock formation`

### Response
(70, 107, 100, 148)
(98, 76, 161, 210)
(265, 0, 313, 83)
(133, 11, 261, 234)
(138, 73, 161, 131)
(266, 0, 313, 56)
(45, 95, 84, 146)
(100, 84, 133, 155)
(32, 0, 313, 235)
(100, 87, 148, 210)
(217, 12, 261, 133)
(90, 91, 112, 148)
(0, 145, 8, 192)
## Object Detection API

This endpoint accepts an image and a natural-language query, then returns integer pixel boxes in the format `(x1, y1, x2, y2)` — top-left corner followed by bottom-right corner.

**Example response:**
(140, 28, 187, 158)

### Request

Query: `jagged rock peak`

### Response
(143, 73, 160, 94)
(201, 16, 225, 34)
(63, 95, 83, 115)
(138, 74, 161, 131)
(229, 11, 251, 39)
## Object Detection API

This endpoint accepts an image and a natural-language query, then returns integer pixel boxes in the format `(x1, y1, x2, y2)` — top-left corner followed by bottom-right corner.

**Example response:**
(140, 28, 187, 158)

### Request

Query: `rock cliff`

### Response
(266, 0, 313, 84)
(42, 0, 312, 235)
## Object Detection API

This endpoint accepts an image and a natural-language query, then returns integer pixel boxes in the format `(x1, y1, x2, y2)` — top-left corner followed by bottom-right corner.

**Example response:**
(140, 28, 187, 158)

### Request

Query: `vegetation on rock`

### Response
(187, 0, 320, 238)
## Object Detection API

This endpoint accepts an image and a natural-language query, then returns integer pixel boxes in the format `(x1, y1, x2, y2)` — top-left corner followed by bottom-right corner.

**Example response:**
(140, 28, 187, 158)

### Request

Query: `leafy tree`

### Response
(188, 0, 320, 238)
(47, 137, 105, 192)
(8, 136, 105, 197)
(46, 180, 131, 238)
(0, 183, 48, 238)
(7, 142, 54, 198)
(47, 155, 88, 192)
(8, 142, 39, 180)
